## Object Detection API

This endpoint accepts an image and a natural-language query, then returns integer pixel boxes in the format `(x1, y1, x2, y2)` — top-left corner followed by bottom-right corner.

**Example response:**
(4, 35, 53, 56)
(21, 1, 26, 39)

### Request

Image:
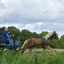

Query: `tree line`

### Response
(0, 26, 64, 49)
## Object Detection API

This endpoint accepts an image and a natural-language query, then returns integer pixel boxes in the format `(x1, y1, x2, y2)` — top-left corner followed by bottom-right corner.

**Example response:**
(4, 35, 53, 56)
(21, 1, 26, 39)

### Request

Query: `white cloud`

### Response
(0, 0, 63, 21)
(0, 0, 64, 37)
(0, 22, 63, 38)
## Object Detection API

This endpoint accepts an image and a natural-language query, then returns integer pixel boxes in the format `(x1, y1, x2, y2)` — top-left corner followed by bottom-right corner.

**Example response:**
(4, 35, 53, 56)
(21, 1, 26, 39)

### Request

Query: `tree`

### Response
(8, 26, 20, 36)
(1, 26, 63, 49)
(20, 29, 32, 44)
(59, 35, 64, 48)
(0, 27, 5, 36)
(8, 26, 20, 41)
(39, 31, 48, 37)
(50, 38, 57, 48)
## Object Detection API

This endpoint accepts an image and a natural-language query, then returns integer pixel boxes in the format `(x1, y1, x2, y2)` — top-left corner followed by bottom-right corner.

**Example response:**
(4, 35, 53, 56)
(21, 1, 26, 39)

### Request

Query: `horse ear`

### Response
(53, 31, 56, 33)
(53, 31, 55, 32)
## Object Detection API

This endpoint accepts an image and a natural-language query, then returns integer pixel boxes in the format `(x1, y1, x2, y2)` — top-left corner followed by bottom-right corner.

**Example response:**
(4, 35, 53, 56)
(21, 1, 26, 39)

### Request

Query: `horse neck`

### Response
(48, 35, 53, 42)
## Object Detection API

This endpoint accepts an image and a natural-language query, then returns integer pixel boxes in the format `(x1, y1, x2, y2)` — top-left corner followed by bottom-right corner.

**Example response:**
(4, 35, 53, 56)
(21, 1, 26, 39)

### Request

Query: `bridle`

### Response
(53, 32, 59, 40)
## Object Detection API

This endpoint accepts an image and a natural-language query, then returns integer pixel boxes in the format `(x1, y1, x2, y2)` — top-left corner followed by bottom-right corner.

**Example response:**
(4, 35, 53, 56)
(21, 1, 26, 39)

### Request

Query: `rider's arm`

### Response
(7, 33, 14, 38)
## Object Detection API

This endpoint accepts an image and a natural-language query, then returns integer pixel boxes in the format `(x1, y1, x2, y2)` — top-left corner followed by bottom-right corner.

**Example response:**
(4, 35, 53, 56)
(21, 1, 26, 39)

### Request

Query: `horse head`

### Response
(53, 31, 59, 40)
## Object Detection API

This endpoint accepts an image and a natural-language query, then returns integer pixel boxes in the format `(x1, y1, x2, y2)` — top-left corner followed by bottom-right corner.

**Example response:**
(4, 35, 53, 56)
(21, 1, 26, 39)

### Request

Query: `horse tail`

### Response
(21, 39, 28, 49)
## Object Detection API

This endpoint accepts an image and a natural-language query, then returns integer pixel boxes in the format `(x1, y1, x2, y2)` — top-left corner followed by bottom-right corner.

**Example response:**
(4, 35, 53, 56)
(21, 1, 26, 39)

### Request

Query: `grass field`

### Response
(0, 48, 64, 64)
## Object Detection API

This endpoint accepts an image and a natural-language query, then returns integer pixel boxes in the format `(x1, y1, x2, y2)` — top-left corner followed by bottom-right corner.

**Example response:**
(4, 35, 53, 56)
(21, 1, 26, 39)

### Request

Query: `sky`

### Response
(0, 0, 64, 38)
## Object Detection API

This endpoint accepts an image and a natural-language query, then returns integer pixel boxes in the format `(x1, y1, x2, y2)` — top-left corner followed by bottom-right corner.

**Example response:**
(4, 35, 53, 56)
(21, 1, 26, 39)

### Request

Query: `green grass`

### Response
(0, 49, 64, 64)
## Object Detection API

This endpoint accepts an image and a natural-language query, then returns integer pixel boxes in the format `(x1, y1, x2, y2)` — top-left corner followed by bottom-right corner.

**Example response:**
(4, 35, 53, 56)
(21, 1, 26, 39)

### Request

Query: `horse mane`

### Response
(44, 32, 53, 40)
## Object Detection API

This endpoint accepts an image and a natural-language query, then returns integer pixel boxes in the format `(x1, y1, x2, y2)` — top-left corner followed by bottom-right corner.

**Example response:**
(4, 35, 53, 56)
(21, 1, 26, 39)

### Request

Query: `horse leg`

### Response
(29, 48, 36, 55)
(21, 48, 28, 55)
(29, 48, 38, 64)
(47, 46, 56, 55)
(39, 49, 46, 56)
(21, 44, 32, 55)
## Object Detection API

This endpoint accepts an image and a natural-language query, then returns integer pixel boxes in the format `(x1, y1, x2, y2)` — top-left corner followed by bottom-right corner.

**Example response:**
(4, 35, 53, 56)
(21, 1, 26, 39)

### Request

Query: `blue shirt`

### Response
(2, 30, 10, 40)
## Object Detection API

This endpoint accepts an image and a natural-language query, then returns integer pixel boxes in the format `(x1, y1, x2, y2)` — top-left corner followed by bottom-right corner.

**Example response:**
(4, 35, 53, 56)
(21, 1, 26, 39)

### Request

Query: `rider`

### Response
(2, 27, 14, 47)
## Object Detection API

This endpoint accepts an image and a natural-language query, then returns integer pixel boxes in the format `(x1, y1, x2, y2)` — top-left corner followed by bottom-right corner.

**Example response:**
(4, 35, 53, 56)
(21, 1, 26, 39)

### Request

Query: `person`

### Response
(2, 27, 14, 47)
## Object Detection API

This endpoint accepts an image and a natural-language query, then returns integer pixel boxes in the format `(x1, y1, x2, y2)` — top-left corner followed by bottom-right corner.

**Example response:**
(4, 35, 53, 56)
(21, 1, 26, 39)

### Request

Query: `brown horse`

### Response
(21, 31, 59, 55)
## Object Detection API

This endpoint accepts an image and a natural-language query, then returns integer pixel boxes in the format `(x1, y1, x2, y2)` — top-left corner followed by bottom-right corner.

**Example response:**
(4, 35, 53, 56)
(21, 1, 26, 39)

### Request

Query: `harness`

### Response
(41, 37, 45, 48)
(18, 37, 51, 51)
(41, 37, 50, 48)
(41, 37, 44, 47)
(26, 37, 50, 48)
(28, 38, 32, 45)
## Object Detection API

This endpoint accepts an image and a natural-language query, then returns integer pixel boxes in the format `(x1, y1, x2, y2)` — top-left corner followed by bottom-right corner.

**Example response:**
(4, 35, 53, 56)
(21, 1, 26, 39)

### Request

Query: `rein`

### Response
(18, 37, 51, 51)
(15, 43, 42, 52)
(16, 42, 50, 52)
(26, 37, 51, 48)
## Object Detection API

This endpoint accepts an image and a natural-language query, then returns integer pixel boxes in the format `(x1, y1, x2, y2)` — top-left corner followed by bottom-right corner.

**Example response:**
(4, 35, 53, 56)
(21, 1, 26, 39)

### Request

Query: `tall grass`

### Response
(0, 49, 64, 64)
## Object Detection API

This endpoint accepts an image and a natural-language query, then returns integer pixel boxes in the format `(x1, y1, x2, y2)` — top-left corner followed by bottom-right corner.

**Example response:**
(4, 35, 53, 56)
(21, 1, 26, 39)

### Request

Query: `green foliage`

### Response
(0, 49, 64, 64)
(0, 27, 5, 36)
(0, 26, 64, 48)
(40, 31, 48, 37)
(8, 26, 20, 36)
(8, 26, 21, 40)
(50, 38, 57, 48)
(58, 35, 64, 49)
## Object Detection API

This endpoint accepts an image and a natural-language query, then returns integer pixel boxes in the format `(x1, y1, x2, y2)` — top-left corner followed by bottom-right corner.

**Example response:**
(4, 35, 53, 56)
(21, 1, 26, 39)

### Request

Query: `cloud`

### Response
(0, 0, 64, 23)
(0, 22, 63, 38)
(0, 0, 64, 37)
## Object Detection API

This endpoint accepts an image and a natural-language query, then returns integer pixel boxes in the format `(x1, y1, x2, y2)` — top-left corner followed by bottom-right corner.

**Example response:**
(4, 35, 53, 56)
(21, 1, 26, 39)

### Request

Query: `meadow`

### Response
(0, 48, 64, 64)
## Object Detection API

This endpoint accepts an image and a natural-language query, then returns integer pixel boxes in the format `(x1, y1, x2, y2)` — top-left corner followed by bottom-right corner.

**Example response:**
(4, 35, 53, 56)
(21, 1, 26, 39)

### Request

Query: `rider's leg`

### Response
(6, 38, 14, 46)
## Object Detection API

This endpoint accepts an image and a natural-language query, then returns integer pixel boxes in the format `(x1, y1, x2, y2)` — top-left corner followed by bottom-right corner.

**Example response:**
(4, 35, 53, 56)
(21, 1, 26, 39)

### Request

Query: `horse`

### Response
(21, 31, 59, 55)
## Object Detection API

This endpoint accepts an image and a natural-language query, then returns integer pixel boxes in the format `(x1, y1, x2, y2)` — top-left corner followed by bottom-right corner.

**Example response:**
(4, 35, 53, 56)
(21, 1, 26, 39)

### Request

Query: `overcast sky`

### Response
(0, 0, 64, 38)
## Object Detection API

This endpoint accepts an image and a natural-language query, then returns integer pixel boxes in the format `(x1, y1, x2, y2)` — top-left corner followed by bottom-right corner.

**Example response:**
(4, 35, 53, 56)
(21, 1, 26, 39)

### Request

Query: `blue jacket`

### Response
(2, 30, 10, 40)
